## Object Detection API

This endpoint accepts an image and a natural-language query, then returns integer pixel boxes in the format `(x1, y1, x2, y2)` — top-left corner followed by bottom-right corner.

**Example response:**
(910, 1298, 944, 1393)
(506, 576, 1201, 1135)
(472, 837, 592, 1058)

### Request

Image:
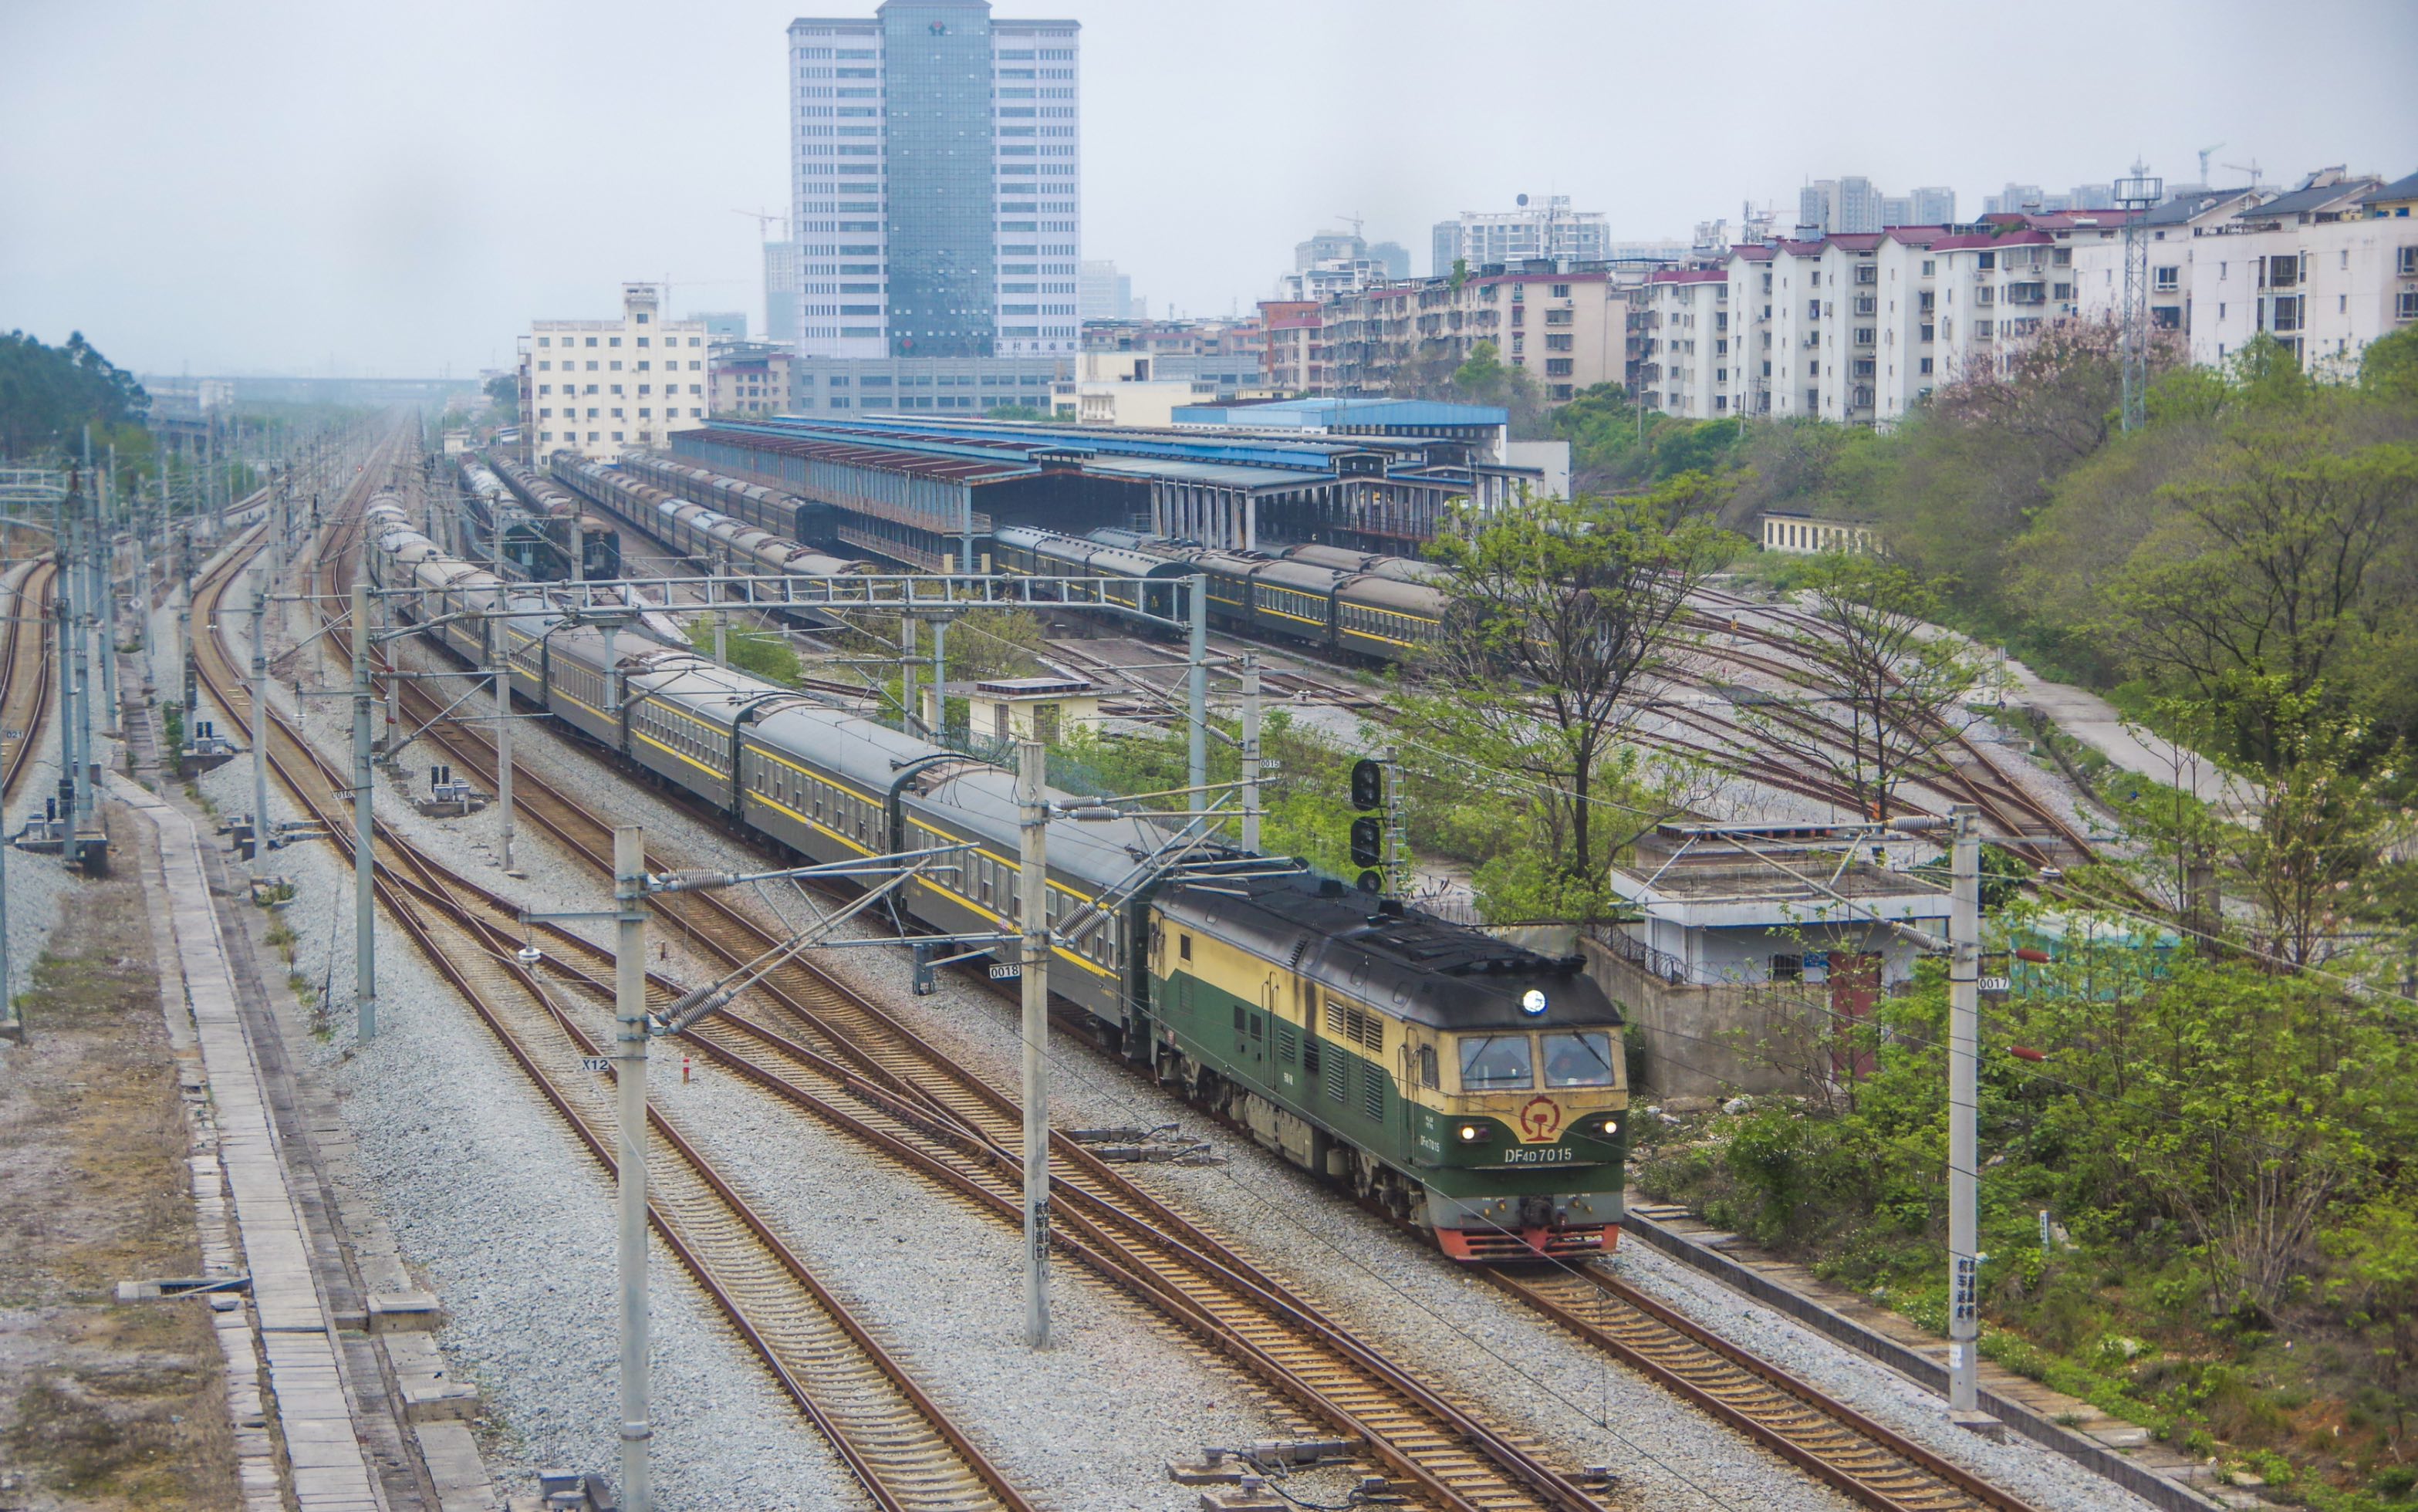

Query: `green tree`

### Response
(683, 618, 799, 685)
(1874, 321, 2161, 608)
(483, 373, 518, 416)
(2210, 696, 2397, 970)
(2099, 402, 2418, 771)
(1548, 383, 1761, 496)
(1726, 418, 1893, 535)
(1403, 487, 1741, 913)
(0, 330, 150, 457)
(1447, 338, 1542, 435)
(2359, 322, 2418, 403)
(939, 608, 1050, 680)
(2324, 1196, 2418, 1408)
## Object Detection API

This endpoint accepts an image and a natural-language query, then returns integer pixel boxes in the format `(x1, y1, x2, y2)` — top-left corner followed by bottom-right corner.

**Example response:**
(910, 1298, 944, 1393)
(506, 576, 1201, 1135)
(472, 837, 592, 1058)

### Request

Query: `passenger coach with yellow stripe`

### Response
(366, 498, 1629, 1261)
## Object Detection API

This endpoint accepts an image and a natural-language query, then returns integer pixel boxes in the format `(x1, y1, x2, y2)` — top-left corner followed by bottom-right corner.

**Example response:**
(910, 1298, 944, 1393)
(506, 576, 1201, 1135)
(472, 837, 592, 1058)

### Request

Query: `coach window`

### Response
(1458, 1034, 1534, 1092)
(1178, 933, 1192, 962)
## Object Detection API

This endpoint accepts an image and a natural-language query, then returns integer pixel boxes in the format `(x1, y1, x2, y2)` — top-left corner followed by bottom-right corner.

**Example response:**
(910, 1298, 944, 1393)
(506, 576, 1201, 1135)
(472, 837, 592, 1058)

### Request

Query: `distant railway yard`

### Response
(4, 408, 2285, 1512)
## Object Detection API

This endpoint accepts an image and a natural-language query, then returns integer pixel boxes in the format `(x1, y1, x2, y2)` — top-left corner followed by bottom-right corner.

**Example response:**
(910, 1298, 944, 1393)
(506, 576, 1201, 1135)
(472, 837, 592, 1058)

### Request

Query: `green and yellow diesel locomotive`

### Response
(1147, 876, 1630, 1261)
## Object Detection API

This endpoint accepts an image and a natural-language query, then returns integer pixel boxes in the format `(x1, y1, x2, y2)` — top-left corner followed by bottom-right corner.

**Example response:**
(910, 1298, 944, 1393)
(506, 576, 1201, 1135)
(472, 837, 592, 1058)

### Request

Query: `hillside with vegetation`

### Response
(1556, 326, 2418, 1506)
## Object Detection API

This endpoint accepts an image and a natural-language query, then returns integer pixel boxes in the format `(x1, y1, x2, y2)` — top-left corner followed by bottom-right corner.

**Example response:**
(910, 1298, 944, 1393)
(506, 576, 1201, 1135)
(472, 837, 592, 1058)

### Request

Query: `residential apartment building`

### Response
(1323, 265, 1626, 402)
(1278, 255, 1392, 302)
(521, 284, 708, 462)
(1648, 214, 2126, 428)
(1078, 318, 1265, 393)
(786, 0, 1080, 360)
(1983, 183, 2114, 215)
(1638, 269, 1731, 417)
(1647, 164, 2413, 434)
(2366, 170, 2418, 220)
(1048, 349, 1265, 426)
(709, 341, 795, 417)
(2072, 169, 2416, 378)
(1431, 197, 1610, 275)
(1295, 228, 1410, 282)
(764, 238, 803, 348)
(2068, 189, 2262, 341)
(1259, 300, 1328, 393)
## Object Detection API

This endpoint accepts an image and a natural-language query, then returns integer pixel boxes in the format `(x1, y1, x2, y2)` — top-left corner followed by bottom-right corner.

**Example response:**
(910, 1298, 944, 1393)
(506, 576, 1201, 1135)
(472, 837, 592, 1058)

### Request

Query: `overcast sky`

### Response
(5, 0, 2412, 379)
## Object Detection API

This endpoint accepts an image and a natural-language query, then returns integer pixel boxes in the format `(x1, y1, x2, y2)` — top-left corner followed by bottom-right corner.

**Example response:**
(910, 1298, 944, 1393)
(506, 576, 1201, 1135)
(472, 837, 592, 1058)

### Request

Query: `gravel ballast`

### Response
(189, 529, 2159, 1511)
(186, 568, 1355, 1510)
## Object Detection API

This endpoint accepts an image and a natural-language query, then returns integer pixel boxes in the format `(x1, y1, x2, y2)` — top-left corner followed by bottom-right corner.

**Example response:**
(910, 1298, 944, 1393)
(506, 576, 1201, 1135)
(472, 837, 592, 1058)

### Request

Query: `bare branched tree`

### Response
(1743, 553, 1980, 821)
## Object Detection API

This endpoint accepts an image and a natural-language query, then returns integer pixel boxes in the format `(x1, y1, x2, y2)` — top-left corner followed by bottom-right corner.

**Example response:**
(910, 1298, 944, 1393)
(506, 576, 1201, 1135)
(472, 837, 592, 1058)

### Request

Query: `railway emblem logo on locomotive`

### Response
(1516, 1096, 1564, 1144)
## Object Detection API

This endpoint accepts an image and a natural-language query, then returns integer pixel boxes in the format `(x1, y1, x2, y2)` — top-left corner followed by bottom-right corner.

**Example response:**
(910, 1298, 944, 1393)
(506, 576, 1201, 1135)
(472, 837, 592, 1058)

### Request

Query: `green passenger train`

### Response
(368, 491, 1630, 1263)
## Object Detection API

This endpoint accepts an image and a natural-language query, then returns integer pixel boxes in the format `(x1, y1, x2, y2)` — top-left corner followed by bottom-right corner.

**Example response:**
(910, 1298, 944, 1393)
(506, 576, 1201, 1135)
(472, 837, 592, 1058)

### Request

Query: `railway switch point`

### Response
(1171, 1439, 1352, 1484)
(1243, 1439, 1353, 1470)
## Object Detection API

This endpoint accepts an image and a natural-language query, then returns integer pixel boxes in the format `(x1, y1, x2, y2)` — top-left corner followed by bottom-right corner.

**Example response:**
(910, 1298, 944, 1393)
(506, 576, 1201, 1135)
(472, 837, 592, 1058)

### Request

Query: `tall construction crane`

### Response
(2197, 143, 2225, 183)
(734, 208, 788, 242)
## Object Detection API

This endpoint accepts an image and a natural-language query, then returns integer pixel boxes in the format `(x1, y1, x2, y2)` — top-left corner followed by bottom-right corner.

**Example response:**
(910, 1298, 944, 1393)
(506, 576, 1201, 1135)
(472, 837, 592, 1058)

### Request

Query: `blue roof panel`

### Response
(1172, 397, 1510, 429)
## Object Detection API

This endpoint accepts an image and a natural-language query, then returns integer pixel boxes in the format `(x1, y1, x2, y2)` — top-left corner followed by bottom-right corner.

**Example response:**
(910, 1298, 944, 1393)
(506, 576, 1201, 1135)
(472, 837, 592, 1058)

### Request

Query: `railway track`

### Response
(2, 559, 59, 804)
(382, 647, 1604, 1512)
(1495, 1267, 2034, 1512)
(1678, 586, 2162, 914)
(377, 522, 2052, 1512)
(193, 453, 1037, 1512)
(1684, 596, 2095, 862)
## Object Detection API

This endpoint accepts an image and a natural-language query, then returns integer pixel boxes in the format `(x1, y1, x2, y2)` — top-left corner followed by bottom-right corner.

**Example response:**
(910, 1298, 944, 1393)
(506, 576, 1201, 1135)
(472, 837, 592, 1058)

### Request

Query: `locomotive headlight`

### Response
(1521, 989, 1548, 1015)
(1457, 1124, 1490, 1144)
(1600, 1119, 1619, 1136)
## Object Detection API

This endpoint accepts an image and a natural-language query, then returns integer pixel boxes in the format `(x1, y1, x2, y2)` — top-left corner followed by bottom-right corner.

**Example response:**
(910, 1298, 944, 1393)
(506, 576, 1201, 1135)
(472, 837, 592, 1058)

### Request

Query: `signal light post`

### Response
(1346, 751, 1405, 897)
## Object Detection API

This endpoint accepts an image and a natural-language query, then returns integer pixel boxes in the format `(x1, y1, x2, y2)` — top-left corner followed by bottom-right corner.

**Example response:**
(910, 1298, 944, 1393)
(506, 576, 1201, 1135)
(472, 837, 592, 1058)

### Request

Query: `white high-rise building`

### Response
(1431, 196, 1611, 275)
(1078, 259, 1137, 322)
(786, 1, 1080, 361)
